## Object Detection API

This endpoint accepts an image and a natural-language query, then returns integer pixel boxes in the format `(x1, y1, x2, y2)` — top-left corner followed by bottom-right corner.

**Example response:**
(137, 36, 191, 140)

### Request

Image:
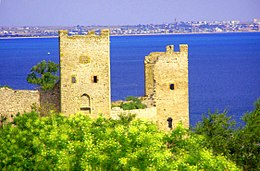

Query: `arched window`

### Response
(80, 94, 91, 113)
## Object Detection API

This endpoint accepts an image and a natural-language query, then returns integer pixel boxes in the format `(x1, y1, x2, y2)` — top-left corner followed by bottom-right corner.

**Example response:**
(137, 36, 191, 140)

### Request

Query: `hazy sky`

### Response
(0, 0, 259, 26)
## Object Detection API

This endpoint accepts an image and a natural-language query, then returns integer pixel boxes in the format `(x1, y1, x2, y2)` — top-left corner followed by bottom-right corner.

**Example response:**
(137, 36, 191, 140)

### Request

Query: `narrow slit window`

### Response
(93, 76, 98, 83)
(170, 84, 174, 90)
(167, 117, 173, 129)
(72, 76, 76, 83)
(80, 107, 90, 111)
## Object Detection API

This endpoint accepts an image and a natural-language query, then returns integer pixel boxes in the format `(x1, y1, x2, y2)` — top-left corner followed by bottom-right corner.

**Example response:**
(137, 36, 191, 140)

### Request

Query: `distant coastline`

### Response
(111, 31, 260, 37)
(0, 36, 58, 40)
(0, 31, 259, 39)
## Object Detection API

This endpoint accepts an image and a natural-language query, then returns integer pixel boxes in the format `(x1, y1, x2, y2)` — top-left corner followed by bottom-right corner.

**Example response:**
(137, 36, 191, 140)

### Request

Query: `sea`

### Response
(0, 32, 260, 126)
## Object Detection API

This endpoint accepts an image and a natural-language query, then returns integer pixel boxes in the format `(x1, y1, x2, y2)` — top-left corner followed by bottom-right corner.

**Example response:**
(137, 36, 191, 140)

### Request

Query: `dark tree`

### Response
(27, 60, 59, 90)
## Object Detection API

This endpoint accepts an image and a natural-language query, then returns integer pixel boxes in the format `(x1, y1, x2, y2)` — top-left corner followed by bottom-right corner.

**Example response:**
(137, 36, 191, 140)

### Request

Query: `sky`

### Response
(0, 0, 259, 26)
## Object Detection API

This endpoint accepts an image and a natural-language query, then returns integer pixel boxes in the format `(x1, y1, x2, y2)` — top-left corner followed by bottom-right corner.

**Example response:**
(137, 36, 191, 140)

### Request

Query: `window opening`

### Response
(80, 107, 90, 111)
(170, 84, 174, 90)
(72, 76, 76, 83)
(167, 117, 173, 129)
(93, 76, 98, 83)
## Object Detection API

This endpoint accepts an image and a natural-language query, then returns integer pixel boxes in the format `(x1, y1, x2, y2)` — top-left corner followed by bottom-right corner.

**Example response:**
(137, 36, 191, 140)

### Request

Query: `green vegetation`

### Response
(120, 96, 146, 110)
(1, 99, 259, 170)
(0, 113, 238, 170)
(193, 99, 260, 171)
(164, 124, 239, 170)
(26, 60, 59, 90)
(0, 85, 11, 89)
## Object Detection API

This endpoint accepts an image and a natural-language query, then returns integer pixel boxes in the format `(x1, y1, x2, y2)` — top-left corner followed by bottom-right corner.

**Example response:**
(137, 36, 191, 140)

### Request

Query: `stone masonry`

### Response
(0, 30, 189, 129)
(59, 30, 111, 117)
(0, 85, 60, 117)
(144, 45, 189, 129)
(0, 88, 40, 116)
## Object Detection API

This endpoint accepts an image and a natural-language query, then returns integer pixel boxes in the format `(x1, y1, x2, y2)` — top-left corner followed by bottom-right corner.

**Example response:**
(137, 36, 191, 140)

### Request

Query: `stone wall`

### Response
(59, 30, 111, 117)
(39, 83, 60, 113)
(111, 107, 157, 121)
(0, 87, 40, 116)
(0, 85, 60, 117)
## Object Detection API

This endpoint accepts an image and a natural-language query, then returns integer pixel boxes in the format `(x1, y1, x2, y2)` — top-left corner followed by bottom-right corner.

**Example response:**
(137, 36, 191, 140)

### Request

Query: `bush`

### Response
(232, 99, 260, 170)
(165, 123, 239, 171)
(120, 96, 146, 110)
(193, 99, 260, 170)
(193, 111, 236, 156)
(0, 112, 171, 170)
(0, 111, 240, 170)
(0, 85, 11, 89)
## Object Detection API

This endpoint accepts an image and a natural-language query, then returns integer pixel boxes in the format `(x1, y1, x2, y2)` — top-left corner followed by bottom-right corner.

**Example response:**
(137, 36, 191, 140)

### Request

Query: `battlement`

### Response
(166, 44, 188, 54)
(58, 29, 110, 38)
(144, 44, 188, 64)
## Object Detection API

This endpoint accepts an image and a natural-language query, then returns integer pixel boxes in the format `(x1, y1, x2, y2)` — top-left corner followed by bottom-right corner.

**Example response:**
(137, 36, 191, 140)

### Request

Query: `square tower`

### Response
(144, 45, 189, 129)
(59, 30, 111, 117)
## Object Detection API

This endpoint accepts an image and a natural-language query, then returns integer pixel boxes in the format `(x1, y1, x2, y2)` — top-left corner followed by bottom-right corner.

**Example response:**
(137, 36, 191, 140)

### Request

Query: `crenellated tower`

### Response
(144, 45, 189, 129)
(59, 30, 111, 117)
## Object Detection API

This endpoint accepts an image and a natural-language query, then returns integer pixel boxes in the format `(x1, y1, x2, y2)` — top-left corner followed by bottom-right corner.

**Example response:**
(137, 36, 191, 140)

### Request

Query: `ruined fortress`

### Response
(0, 30, 189, 129)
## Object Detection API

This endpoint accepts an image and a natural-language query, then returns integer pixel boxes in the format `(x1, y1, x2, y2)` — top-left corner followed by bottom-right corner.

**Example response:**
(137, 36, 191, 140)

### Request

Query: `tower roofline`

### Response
(58, 29, 110, 38)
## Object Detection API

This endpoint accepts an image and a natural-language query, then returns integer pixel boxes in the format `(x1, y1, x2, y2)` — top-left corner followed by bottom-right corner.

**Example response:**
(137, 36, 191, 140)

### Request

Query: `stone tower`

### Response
(144, 45, 189, 129)
(59, 30, 111, 117)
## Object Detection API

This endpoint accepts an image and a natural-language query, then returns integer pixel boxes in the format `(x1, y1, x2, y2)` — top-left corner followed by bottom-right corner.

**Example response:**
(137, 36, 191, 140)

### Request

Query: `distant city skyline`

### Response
(0, 0, 260, 26)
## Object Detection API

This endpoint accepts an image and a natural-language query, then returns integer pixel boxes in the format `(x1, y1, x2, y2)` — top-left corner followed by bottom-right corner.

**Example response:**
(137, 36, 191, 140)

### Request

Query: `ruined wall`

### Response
(0, 88, 40, 116)
(59, 30, 111, 117)
(0, 85, 60, 117)
(111, 107, 157, 121)
(144, 52, 162, 97)
(144, 52, 163, 107)
(39, 83, 60, 112)
(145, 45, 189, 129)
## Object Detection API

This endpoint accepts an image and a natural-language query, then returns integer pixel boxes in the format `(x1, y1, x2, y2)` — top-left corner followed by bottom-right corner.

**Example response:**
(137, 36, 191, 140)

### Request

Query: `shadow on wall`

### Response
(39, 83, 60, 115)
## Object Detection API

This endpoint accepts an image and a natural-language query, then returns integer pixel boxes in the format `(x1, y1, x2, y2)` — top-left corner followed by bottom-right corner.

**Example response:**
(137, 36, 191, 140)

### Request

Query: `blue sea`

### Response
(0, 33, 260, 126)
